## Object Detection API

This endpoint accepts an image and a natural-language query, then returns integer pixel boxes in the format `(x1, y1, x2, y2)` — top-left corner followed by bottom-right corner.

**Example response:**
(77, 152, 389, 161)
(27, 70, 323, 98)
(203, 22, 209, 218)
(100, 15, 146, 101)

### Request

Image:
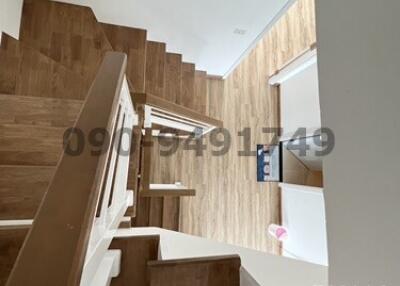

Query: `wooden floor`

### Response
(150, 0, 317, 254)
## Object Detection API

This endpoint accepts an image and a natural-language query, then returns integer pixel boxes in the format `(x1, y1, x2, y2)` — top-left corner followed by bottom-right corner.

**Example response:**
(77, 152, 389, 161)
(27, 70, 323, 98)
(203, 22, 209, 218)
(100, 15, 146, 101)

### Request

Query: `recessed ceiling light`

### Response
(234, 28, 247, 35)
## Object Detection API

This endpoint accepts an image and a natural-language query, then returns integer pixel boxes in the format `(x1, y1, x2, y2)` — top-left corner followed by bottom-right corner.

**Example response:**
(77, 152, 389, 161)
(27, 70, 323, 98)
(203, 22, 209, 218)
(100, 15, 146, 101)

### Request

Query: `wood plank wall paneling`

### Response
(109, 235, 159, 286)
(164, 53, 182, 103)
(20, 0, 113, 83)
(145, 41, 166, 98)
(0, 34, 88, 100)
(179, 63, 195, 110)
(101, 23, 147, 93)
(147, 255, 241, 286)
(194, 70, 207, 115)
(0, 226, 30, 286)
(151, 0, 316, 254)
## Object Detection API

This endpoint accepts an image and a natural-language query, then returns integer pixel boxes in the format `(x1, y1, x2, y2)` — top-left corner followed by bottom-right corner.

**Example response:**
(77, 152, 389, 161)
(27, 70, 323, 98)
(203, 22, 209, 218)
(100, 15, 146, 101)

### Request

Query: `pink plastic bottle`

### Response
(268, 224, 288, 241)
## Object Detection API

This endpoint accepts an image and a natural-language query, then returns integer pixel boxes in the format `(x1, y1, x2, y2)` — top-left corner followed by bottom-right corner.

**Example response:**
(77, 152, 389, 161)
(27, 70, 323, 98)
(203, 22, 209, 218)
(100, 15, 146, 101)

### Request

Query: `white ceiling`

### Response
(56, 0, 293, 76)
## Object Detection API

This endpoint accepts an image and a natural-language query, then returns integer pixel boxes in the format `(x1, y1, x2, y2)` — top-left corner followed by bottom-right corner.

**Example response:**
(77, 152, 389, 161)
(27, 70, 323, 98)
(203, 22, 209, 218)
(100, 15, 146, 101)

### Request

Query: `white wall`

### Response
(0, 0, 23, 42)
(116, 228, 328, 286)
(280, 183, 328, 266)
(316, 0, 400, 285)
(55, 0, 293, 76)
(278, 55, 321, 139)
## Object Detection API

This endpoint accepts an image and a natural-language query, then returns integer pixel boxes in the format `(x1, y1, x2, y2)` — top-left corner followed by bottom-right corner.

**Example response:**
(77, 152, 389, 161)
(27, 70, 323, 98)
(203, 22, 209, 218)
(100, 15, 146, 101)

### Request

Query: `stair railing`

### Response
(133, 92, 223, 138)
(6, 52, 137, 286)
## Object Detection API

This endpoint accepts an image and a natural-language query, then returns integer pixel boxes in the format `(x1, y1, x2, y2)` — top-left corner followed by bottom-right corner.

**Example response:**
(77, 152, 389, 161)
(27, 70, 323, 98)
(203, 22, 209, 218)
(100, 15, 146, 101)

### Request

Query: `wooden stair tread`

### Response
(145, 41, 166, 98)
(162, 197, 180, 231)
(148, 198, 164, 228)
(0, 94, 82, 127)
(0, 165, 54, 220)
(109, 235, 159, 286)
(0, 124, 66, 166)
(0, 34, 88, 100)
(101, 23, 147, 93)
(20, 0, 113, 82)
(148, 254, 241, 266)
(0, 226, 30, 286)
(132, 197, 152, 227)
(147, 255, 241, 286)
(141, 188, 196, 197)
(132, 196, 180, 231)
(118, 217, 132, 229)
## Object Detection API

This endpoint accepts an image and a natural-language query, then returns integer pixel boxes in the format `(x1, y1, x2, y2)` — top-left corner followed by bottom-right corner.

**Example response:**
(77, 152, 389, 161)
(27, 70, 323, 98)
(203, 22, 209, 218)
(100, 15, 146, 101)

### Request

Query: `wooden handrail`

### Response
(133, 92, 223, 128)
(269, 42, 317, 78)
(147, 254, 241, 267)
(141, 188, 196, 197)
(6, 52, 127, 286)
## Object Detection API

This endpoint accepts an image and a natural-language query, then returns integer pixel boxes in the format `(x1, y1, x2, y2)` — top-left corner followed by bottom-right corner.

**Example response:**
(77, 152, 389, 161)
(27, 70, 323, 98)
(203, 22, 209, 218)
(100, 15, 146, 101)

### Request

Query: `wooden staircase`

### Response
(0, 0, 227, 284)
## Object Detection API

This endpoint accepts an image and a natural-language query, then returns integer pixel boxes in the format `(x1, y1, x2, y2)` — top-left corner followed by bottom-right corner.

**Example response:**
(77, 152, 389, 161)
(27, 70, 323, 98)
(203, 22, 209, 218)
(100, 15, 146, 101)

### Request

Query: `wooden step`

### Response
(132, 196, 180, 231)
(0, 94, 82, 127)
(141, 186, 196, 197)
(0, 34, 88, 100)
(164, 53, 182, 103)
(132, 197, 165, 228)
(179, 62, 195, 110)
(145, 41, 166, 98)
(148, 198, 164, 228)
(162, 197, 180, 231)
(0, 166, 54, 220)
(0, 226, 30, 285)
(118, 217, 132, 229)
(132, 197, 152, 227)
(147, 255, 241, 286)
(20, 0, 113, 82)
(0, 124, 66, 166)
(194, 70, 208, 115)
(100, 23, 147, 93)
(109, 235, 159, 286)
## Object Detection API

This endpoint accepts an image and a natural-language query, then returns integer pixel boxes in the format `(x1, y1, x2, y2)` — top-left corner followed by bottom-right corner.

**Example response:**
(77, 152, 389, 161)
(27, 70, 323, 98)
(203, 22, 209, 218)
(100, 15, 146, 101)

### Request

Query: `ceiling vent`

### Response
(233, 28, 247, 35)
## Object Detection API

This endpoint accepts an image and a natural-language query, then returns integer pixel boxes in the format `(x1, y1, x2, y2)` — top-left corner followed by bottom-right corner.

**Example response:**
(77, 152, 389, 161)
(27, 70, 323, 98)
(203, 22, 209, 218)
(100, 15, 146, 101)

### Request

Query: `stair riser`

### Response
(0, 227, 30, 285)
(0, 36, 89, 100)
(0, 94, 82, 127)
(109, 235, 160, 286)
(0, 166, 54, 220)
(0, 124, 66, 165)
(20, 0, 113, 82)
